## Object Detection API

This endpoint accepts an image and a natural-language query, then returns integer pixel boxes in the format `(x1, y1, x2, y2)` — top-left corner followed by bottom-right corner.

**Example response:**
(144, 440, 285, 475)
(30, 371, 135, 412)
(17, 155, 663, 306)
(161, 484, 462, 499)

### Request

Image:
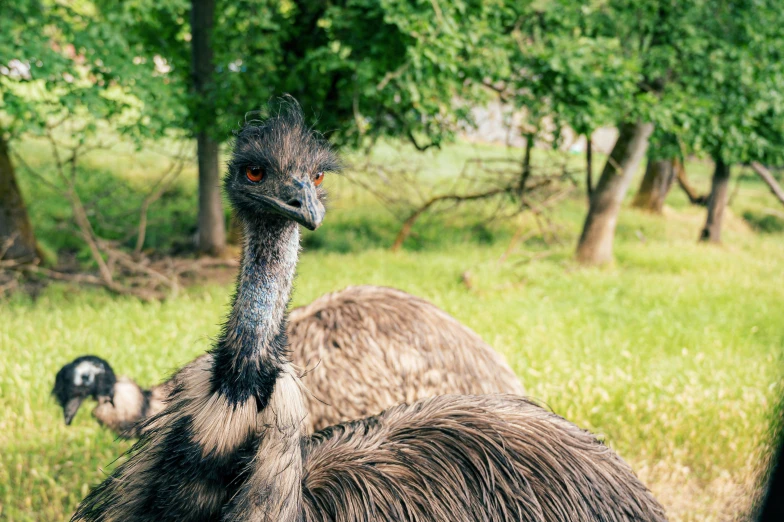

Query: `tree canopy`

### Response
(1, 0, 180, 144)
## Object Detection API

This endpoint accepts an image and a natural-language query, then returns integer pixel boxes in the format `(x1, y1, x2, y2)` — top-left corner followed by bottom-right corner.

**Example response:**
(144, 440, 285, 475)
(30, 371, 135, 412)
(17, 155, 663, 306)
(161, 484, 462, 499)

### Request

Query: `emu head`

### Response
(52, 355, 116, 425)
(224, 97, 339, 231)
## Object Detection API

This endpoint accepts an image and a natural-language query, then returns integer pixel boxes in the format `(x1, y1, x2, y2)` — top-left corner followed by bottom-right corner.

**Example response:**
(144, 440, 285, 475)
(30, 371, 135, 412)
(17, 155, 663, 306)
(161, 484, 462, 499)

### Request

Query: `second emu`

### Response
(74, 99, 666, 521)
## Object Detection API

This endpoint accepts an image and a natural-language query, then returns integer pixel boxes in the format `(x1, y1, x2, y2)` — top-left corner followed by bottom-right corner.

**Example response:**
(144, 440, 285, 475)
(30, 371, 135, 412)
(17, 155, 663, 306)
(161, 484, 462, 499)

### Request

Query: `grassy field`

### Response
(1, 139, 783, 521)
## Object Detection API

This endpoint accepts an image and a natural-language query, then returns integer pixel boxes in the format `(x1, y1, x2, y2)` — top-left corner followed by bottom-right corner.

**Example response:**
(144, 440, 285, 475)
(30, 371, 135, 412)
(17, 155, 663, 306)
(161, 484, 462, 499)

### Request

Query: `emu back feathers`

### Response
(291, 285, 525, 432)
(300, 394, 666, 522)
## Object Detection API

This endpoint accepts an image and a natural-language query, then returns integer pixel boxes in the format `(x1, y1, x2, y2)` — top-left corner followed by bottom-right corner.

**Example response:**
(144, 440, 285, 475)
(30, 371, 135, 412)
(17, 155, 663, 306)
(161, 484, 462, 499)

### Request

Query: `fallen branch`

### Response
(0, 261, 165, 300)
(751, 162, 784, 207)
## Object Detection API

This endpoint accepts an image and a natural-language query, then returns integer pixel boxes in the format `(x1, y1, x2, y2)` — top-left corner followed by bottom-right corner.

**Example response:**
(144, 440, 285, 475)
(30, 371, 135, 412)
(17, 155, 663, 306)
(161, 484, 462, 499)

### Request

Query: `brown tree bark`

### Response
(576, 121, 654, 265)
(699, 158, 731, 243)
(586, 135, 593, 201)
(191, 0, 225, 256)
(632, 157, 676, 213)
(750, 162, 784, 207)
(518, 134, 533, 196)
(0, 133, 40, 261)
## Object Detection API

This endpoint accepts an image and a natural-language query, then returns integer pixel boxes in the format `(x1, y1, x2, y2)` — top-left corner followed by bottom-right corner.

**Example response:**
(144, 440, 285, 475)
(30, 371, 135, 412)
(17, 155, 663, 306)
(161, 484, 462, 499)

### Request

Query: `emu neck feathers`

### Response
(225, 221, 298, 360)
(212, 221, 300, 405)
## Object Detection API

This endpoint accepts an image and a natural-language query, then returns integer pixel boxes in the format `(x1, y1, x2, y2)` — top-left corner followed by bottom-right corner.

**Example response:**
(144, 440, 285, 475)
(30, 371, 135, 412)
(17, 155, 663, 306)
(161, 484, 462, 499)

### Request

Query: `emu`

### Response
(53, 285, 524, 437)
(74, 99, 666, 522)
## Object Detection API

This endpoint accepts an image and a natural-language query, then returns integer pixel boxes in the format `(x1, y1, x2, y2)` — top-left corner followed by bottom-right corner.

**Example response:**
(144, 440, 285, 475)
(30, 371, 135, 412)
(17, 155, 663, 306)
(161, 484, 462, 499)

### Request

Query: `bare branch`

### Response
(675, 159, 708, 206)
(11, 151, 62, 191)
(134, 147, 187, 256)
(377, 62, 411, 91)
(406, 130, 440, 152)
(0, 232, 20, 261)
(751, 162, 784, 207)
(391, 187, 511, 251)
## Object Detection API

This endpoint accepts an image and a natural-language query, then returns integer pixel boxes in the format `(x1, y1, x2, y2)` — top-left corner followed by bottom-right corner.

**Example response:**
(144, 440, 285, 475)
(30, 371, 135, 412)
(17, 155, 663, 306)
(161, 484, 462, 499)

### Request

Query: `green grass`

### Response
(1, 139, 783, 521)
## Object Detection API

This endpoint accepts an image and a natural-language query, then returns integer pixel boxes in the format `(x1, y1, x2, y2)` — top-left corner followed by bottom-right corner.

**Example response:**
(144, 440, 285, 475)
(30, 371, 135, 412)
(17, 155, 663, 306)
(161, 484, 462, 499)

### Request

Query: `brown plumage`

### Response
(300, 394, 665, 522)
(74, 99, 666, 522)
(55, 285, 523, 436)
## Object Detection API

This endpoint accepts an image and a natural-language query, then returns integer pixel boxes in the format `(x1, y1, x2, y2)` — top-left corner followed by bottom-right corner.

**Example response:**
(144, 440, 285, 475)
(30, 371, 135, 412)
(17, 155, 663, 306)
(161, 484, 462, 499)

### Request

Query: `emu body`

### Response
(54, 286, 523, 437)
(74, 100, 666, 522)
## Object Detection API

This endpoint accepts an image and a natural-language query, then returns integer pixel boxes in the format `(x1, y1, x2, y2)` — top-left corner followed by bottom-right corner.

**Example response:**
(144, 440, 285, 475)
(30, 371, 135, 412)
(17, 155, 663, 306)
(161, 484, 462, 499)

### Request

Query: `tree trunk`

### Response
(632, 157, 676, 212)
(586, 136, 593, 201)
(699, 158, 731, 243)
(518, 134, 533, 196)
(0, 133, 40, 261)
(576, 121, 654, 265)
(191, 0, 225, 256)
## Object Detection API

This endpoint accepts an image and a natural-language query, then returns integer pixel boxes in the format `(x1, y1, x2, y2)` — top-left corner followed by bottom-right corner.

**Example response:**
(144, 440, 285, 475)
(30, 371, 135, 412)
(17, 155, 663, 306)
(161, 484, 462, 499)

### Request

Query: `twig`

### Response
(480, 79, 513, 102)
(0, 232, 19, 261)
(498, 228, 538, 264)
(376, 62, 411, 91)
(406, 130, 439, 152)
(134, 150, 186, 256)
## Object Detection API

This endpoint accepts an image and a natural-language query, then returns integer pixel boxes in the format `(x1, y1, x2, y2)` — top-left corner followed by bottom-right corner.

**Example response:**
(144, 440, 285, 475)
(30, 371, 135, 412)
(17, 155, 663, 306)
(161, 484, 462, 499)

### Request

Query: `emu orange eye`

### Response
(313, 172, 325, 186)
(246, 166, 264, 183)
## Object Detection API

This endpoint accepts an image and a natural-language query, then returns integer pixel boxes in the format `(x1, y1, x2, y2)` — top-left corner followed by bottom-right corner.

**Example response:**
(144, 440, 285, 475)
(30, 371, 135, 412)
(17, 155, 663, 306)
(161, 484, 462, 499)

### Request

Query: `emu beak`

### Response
(253, 177, 325, 230)
(63, 396, 86, 425)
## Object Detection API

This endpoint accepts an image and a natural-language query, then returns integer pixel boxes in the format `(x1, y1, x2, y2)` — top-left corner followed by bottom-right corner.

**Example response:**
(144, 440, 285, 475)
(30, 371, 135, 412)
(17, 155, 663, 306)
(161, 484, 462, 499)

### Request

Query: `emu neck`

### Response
(214, 217, 307, 521)
(212, 218, 300, 404)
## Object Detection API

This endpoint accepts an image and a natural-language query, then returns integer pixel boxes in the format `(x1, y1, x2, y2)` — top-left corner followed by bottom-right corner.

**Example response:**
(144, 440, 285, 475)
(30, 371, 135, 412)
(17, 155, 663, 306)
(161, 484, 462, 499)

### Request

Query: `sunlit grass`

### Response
(1, 139, 783, 521)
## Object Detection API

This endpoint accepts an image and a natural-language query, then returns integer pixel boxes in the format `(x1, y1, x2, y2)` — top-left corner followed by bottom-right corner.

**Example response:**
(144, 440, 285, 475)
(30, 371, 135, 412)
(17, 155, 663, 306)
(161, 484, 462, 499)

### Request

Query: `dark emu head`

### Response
(224, 97, 340, 232)
(52, 355, 116, 425)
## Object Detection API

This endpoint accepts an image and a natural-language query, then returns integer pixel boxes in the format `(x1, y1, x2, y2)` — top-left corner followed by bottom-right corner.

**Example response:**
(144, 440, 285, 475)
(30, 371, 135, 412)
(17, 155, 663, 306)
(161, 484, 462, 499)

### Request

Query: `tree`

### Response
(257, 0, 496, 148)
(632, 158, 676, 213)
(673, 0, 784, 242)
(0, 2, 50, 262)
(699, 159, 730, 242)
(1, 1, 180, 262)
(482, 0, 690, 264)
(98, 0, 493, 256)
(632, 133, 681, 213)
(0, 133, 39, 261)
(576, 121, 654, 263)
(571, 0, 698, 264)
(556, 0, 784, 257)
(190, 0, 224, 255)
